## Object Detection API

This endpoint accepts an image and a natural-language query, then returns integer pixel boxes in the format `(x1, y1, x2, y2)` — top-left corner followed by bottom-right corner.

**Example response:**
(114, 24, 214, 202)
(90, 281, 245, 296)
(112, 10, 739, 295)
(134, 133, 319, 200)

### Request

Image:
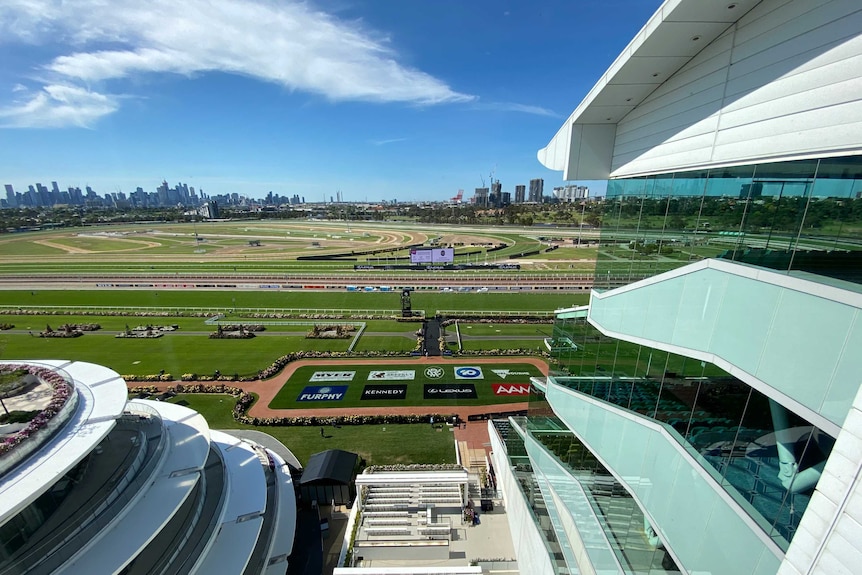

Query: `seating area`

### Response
(355, 479, 467, 548)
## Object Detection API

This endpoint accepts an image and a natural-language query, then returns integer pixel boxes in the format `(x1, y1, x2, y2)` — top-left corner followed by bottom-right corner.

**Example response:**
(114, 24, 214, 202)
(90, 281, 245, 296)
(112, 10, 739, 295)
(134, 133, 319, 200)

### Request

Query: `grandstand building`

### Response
(0, 360, 296, 574)
(489, 0, 862, 574)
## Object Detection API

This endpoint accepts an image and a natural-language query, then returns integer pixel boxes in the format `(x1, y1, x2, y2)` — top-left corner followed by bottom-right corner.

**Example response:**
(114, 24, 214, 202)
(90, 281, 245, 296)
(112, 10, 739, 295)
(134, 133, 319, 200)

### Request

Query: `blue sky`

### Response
(0, 0, 661, 202)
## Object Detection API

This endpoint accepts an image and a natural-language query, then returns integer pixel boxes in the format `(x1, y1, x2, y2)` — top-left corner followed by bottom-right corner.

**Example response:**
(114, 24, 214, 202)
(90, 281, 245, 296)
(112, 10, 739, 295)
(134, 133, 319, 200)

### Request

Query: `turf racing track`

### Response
(0, 220, 599, 291)
(0, 272, 594, 292)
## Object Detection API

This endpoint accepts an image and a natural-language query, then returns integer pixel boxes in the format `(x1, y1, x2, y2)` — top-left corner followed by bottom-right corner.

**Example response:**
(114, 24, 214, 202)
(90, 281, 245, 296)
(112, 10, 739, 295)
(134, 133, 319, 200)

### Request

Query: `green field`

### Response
(269, 362, 540, 408)
(0, 289, 578, 376)
(0, 289, 587, 313)
(165, 394, 456, 466)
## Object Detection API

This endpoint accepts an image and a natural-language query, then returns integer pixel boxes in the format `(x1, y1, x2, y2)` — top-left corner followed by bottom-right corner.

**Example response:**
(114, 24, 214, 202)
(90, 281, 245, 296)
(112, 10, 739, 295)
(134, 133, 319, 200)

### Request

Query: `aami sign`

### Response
(492, 383, 531, 396)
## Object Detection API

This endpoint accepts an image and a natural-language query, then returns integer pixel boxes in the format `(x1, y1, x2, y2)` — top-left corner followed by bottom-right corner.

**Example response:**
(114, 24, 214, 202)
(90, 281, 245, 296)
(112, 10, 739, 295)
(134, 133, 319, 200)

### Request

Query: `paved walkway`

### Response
(132, 355, 545, 463)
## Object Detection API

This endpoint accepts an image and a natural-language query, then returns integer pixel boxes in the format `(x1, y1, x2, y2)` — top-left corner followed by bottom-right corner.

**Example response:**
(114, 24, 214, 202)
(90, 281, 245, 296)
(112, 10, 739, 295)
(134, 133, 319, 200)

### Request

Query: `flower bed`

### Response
(235, 412, 457, 427)
(0, 364, 75, 458)
(133, 382, 457, 428)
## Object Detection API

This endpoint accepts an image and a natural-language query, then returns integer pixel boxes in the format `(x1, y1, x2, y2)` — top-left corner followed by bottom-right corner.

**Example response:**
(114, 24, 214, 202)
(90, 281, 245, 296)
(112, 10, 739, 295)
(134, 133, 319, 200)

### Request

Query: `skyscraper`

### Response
(4, 184, 16, 208)
(514, 184, 525, 204)
(528, 178, 543, 203)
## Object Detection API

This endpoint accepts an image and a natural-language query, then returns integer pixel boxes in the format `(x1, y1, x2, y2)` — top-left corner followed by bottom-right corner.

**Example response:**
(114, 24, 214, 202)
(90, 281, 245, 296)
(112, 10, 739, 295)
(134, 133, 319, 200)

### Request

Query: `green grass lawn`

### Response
(460, 339, 540, 351)
(0, 289, 588, 313)
(0, 290, 575, 376)
(1, 333, 352, 377)
(269, 361, 541, 408)
(458, 323, 550, 336)
(164, 393, 456, 466)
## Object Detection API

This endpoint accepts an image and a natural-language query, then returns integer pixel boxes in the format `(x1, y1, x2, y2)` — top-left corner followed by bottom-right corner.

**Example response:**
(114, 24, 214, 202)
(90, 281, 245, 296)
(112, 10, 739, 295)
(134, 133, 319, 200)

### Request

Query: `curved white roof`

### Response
(0, 360, 128, 524)
(538, 0, 763, 179)
(58, 400, 212, 575)
(263, 449, 297, 574)
(190, 430, 267, 575)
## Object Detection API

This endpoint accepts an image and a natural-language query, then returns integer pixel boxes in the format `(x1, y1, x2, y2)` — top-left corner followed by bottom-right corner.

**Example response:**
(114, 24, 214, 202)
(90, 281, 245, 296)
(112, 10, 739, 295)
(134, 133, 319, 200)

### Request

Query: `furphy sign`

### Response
(492, 384, 531, 396)
(361, 384, 408, 400)
(423, 384, 477, 399)
(368, 370, 415, 381)
(309, 371, 355, 382)
(296, 386, 348, 402)
(454, 367, 483, 380)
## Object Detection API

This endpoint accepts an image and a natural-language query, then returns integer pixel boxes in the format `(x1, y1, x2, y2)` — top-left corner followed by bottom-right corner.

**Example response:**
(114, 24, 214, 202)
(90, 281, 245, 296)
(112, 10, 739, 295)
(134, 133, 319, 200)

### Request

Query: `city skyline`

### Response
(0, 0, 657, 201)
(4, 175, 589, 210)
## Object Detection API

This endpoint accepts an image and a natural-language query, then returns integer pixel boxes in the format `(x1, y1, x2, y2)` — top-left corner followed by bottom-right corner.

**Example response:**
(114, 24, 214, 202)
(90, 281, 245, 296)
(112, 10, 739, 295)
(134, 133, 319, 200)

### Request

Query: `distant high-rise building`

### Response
(514, 184, 526, 203)
(473, 187, 489, 206)
(203, 200, 220, 219)
(4, 185, 16, 208)
(552, 185, 589, 202)
(528, 178, 544, 202)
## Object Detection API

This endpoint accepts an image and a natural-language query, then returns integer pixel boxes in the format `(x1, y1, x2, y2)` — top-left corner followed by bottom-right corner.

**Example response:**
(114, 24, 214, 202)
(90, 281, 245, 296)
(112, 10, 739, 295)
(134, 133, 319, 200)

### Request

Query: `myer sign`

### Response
(309, 371, 355, 382)
(296, 385, 348, 402)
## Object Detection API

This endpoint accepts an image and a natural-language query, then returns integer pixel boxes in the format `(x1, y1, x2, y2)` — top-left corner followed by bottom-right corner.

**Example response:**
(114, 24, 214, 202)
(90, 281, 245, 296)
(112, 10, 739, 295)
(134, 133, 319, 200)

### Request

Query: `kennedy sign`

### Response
(309, 371, 355, 382)
(296, 385, 348, 402)
(492, 383, 531, 396)
(361, 384, 408, 400)
(423, 384, 477, 400)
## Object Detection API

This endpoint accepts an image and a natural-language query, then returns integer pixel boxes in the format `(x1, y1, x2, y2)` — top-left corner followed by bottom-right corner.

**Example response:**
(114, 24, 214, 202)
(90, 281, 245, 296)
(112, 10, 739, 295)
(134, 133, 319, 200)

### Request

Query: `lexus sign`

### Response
(423, 384, 477, 399)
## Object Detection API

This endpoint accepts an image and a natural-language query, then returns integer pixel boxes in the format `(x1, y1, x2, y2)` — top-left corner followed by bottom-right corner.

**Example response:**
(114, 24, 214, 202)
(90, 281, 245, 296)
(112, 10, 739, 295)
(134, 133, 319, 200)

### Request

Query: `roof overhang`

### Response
(537, 0, 762, 180)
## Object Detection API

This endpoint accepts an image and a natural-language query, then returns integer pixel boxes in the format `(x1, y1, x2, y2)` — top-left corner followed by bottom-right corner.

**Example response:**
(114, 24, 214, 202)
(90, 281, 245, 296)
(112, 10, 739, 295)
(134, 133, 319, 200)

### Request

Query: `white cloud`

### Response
(0, 85, 119, 128)
(475, 101, 560, 117)
(0, 0, 474, 127)
(370, 137, 409, 146)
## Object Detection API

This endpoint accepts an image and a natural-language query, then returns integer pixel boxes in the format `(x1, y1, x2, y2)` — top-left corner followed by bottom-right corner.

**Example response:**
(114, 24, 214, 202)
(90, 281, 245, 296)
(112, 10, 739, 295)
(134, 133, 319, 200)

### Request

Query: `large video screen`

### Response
(410, 247, 454, 264)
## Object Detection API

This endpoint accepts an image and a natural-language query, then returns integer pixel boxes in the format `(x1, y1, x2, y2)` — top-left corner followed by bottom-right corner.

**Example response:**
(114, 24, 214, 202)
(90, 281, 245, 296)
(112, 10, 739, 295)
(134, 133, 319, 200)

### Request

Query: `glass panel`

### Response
(600, 155, 862, 285)
(549, 351, 835, 551)
(529, 418, 682, 574)
(502, 420, 571, 575)
(799, 156, 862, 283)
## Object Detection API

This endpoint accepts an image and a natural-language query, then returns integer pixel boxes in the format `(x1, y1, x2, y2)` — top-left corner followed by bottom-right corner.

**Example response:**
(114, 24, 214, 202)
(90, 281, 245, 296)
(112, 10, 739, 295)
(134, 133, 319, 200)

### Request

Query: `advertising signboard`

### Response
(423, 384, 477, 399)
(454, 366, 484, 380)
(410, 248, 454, 264)
(368, 370, 415, 381)
(296, 385, 348, 402)
(309, 371, 355, 382)
(361, 384, 408, 400)
(492, 383, 531, 396)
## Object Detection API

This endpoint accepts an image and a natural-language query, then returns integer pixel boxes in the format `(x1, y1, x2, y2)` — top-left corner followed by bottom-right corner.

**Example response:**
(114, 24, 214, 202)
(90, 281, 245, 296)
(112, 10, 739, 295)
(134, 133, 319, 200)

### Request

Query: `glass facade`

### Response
(521, 408, 682, 574)
(524, 157, 861, 566)
(499, 417, 572, 575)
(549, 314, 834, 549)
(596, 156, 862, 288)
